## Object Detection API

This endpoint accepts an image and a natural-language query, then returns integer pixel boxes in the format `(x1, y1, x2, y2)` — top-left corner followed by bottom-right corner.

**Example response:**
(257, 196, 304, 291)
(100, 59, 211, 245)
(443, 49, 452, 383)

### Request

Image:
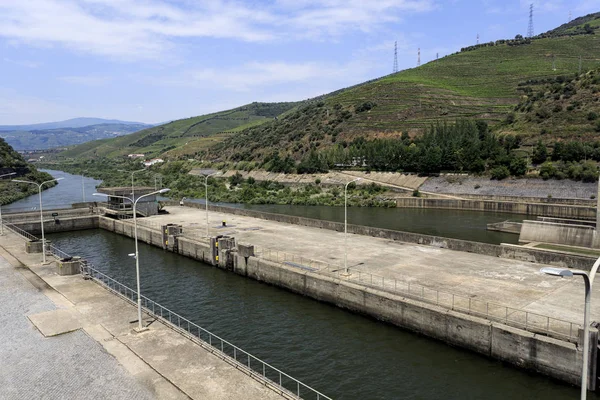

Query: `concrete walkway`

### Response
(0, 231, 286, 400)
(136, 206, 600, 333)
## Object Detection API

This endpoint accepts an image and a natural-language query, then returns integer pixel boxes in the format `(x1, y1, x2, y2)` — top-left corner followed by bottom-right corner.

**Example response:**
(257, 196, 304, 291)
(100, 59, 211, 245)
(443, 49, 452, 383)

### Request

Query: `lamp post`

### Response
(0, 172, 16, 235)
(328, 177, 362, 275)
(119, 168, 146, 200)
(199, 171, 217, 238)
(541, 263, 600, 400)
(13, 177, 64, 263)
(81, 170, 88, 202)
(154, 174, 163, 191)
(94, 188, 170, 332)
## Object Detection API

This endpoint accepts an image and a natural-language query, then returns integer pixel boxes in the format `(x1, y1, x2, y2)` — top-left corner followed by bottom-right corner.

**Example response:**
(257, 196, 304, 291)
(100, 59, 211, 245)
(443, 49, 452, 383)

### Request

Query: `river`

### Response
(47, 229, 579, 399)
(17, 169, 522, 245)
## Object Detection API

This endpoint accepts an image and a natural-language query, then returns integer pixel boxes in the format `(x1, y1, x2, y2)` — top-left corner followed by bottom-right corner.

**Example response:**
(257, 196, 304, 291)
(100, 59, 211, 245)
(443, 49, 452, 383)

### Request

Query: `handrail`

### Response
(252, 244, 581, 343)
(1, 221, 331, 400)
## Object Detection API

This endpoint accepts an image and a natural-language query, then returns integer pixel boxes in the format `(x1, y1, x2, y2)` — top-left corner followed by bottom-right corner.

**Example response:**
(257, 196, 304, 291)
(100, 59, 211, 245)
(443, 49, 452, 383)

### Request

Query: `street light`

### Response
(154, 174, 163, 191)
(119, 168, 146, 199)
(94, 188, 170, 332)
(12, 177, 64, 263)
(328, 177, 362, 275)
(81, 170, 88, 202)
(199, 171, 218, 238)
(540, 264, 600, 400)
(0, 172, 16, 235)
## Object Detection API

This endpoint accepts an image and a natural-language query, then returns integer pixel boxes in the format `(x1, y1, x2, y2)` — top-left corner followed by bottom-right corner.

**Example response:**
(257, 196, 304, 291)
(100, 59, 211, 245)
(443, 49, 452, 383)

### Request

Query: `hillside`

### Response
(500, 67, 600, 143)
(0, 117, 148, 131)
(0, 138, 56, 204)
(216, 13, 600, 162)
(1, 123, 149, 150)
(59, 102, 301, 159)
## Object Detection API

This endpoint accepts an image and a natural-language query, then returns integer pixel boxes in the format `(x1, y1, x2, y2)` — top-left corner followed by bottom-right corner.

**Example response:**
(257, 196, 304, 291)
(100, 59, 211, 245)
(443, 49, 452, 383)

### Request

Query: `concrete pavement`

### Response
(0, 230, 287, 400)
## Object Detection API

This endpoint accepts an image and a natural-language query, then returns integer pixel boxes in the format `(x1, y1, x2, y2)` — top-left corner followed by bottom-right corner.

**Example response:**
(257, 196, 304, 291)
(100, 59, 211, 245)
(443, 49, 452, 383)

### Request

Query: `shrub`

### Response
(412, 189, 421, 197)
(490, 166, 510, 180)
(587, 112, 598, 121)
(315, 178, 321, 185)
(229, 172, 244, 186)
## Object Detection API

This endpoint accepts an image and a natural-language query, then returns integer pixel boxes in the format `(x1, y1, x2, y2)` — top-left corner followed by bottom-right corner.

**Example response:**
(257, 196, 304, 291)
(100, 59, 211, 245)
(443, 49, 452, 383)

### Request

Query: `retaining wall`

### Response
(166, 201, 597, 270)
(520, 220, 597, 248)
(395, 198, 596, 220)
(12, 216, 98, 235)
(96, 216, 586, 387)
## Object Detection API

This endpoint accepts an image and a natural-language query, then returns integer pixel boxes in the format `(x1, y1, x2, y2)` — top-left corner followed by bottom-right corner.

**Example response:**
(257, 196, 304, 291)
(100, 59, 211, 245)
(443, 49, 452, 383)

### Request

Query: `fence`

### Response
(1, 221, 331, 400)
(251, 242, 580, 343)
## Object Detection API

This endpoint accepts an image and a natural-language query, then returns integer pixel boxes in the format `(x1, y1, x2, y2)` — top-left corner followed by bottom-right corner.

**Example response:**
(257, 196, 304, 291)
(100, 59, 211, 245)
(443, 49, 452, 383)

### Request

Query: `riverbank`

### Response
(0, 229, 293, 400)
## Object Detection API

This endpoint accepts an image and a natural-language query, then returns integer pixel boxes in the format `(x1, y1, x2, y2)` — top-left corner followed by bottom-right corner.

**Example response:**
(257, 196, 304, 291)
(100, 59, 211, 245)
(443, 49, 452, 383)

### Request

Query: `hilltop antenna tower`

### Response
(477, 33, 480, 44)
(527, 4, 534, 38)
(393, 41, 398, 73)
(417, 48, 421, 67)
(569, 10, 572, 22)
(436, 52, 439, 60)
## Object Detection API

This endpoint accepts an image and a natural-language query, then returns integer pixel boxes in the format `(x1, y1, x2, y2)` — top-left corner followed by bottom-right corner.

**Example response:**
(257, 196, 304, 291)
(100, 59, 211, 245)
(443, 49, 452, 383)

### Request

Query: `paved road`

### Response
(0, 254, 155, 400)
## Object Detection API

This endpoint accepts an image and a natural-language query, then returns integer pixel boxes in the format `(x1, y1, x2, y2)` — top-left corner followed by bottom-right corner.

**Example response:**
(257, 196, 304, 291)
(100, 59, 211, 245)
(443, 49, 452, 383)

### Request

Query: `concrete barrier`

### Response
(395, 198, 596, 220)
(94, 215, 590, 386)
(520, 220, 597, 248)
(12, 216, 99, 235)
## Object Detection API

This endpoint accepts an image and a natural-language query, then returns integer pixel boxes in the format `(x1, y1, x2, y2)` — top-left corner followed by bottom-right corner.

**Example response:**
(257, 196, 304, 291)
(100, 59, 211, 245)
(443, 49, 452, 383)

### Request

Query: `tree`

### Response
(509, 157, 527, 176)
(515, 34, 524, 40)
(532, 141, 548, 164)
(490, 166, 510, 180)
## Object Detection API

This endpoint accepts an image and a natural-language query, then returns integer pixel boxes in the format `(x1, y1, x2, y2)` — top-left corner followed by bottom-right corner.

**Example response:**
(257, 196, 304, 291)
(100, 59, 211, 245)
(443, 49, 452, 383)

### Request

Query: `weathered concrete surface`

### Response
(28, 308, 83, 337)
(0, 230, 287, 400)
(520, 220, 597, 248)
(135, 206, 600, 334)
(396, 197, 596, 220)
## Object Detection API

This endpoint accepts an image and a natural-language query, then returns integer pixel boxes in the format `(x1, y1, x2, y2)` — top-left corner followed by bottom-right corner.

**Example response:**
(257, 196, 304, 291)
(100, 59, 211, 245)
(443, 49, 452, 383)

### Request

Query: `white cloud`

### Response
(0, 0, 435, 60)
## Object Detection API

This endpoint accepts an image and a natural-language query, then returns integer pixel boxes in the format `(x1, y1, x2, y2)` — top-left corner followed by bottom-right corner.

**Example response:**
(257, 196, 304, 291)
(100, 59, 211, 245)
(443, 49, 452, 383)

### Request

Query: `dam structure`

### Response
(3, 202, 600, 396)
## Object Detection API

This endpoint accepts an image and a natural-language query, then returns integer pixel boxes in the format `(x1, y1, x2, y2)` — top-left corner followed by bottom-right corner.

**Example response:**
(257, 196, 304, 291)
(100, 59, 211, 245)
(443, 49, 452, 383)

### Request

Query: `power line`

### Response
(393, 41, 398, 73)
(527, 3, 534, 38)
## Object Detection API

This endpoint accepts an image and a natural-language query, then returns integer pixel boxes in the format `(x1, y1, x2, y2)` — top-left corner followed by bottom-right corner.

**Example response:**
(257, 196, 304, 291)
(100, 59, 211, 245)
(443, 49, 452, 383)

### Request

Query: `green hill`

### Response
(216, 13, 600, 162)
(59, 102, 301, 159)
(0, 138, 56, 204)
(501, 67, 600, 143)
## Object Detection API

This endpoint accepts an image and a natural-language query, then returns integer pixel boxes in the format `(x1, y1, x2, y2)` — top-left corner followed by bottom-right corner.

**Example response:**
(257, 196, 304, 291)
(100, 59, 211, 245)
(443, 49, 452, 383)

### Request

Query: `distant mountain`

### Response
(0, 117, 150, 131)
(1, 123, 149, 150)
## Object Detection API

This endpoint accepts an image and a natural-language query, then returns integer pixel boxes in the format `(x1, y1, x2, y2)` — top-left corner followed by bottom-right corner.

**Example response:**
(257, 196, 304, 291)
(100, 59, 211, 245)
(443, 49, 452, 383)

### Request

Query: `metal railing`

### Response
(81, 262, 331, 400)
(253, 244, 580, 343)
(2, 220, 39, 241)
(2, 222, 330, 400)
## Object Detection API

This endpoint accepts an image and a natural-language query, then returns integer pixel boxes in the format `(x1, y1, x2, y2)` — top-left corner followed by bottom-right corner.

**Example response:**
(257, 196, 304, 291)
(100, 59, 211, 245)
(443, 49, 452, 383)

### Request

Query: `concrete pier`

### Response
(0, 230, 289, 400)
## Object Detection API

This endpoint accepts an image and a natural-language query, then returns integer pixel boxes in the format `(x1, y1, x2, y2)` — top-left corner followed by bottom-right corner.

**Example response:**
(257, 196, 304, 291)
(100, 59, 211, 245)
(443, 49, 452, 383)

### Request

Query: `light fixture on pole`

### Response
(81, 170, 88, 202)
(540, 264, 600, 400)
(13, 177, 64, 263)
(0, 172, 17, 235)
(327, 176, 362, 276)
(94, 188, 170, 332)
(199, 171, 218, 238)
(119, 168, 146, 200)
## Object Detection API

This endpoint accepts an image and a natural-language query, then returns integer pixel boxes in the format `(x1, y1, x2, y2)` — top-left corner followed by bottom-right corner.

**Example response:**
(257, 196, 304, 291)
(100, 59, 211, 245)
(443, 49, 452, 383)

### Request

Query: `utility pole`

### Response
(393, 41, 398, 73)
(579, 55, 583, 75)
(417, 48, 421, 67)
(569, 10, 572, 22)
(552, 55, 556, 71)
(476, 33, 479, 44)
(528, 4, 534, 38)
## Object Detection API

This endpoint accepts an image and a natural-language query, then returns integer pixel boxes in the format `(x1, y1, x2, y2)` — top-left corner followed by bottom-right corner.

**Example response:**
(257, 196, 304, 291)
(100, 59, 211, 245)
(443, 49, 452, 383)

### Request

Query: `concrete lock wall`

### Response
(235, 255, 584, 386)
(520, 220, 597, 248)
(166, 201, 598, 271)
(12, 216, 99, 235)
(94, 215, 588, 386)
(395, 198, 596, 220)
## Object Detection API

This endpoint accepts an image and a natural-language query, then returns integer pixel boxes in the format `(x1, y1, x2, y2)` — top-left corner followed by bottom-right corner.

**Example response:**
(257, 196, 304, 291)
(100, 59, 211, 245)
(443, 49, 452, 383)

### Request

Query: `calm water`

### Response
(4, 169, 101, 212)
(48, 229, 579, 400)
(9, 169, 523, 244)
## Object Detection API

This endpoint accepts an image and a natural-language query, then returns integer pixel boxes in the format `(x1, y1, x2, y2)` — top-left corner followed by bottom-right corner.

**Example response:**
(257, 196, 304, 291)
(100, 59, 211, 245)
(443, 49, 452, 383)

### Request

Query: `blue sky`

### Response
(0, 0, 597, 125)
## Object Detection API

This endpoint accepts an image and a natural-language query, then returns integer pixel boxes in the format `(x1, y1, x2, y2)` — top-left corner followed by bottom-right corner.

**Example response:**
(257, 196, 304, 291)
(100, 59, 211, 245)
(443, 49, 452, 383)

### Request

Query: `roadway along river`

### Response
(48, 229, 579, 400)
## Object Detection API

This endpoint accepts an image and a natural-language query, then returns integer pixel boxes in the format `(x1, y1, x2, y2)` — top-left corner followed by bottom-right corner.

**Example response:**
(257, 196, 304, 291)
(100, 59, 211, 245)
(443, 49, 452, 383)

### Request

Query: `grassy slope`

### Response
(217, 23, 600, 161)
(500, 67, 600, 143)
(59, 102, 301, 159)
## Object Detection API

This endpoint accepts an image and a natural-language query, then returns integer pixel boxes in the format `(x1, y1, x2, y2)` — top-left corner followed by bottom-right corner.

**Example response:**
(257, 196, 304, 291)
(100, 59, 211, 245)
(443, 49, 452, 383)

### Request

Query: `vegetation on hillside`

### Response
(0, 138, 56, 205)
(500, 67, 600, 143)
(58, 102, 301, 160)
